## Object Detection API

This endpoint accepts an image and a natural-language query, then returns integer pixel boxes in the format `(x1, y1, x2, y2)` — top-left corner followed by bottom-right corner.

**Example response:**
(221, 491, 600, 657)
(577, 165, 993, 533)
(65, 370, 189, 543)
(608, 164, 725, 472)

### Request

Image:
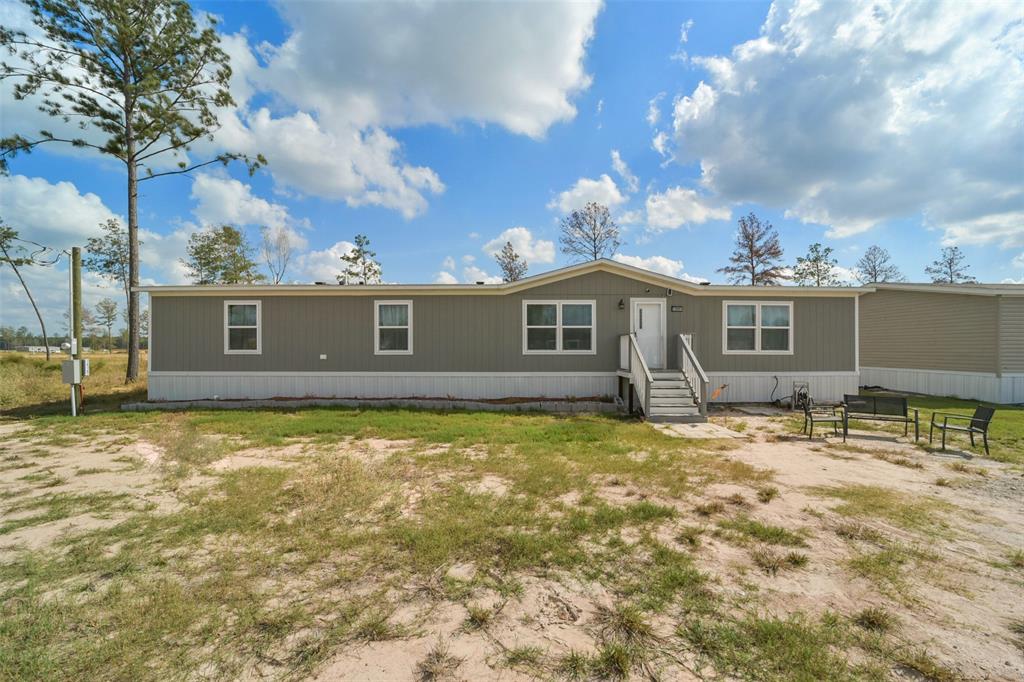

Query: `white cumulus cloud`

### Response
(482, 227, 556, 264)
(434, 271, 459, 284)
(293, 241, 357, 283)
(645, 187, 731, 231)
(548, 174, 627, 214)
(668, 0, 1024, 245)
(612, 254, 706, 283)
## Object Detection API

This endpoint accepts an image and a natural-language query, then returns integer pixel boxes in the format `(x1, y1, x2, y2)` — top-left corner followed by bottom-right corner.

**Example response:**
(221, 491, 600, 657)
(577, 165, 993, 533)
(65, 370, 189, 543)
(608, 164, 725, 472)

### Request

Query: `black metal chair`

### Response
(802, 399, 846, 442)
(929, 406, 996, 456)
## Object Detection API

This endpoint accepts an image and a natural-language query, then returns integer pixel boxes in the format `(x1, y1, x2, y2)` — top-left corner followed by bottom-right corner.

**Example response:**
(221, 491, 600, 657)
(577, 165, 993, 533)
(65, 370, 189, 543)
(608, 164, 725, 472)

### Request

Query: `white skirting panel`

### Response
(706, 372, 859, 404)
(148, 372, 618, 402)
(860, 367, 1024, 404)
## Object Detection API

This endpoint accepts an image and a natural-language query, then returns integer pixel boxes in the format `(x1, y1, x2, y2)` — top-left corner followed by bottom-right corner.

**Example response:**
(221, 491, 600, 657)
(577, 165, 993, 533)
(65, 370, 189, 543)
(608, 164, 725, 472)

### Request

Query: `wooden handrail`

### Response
(621, 333, 653, 418)
(677, 333, 709, 417)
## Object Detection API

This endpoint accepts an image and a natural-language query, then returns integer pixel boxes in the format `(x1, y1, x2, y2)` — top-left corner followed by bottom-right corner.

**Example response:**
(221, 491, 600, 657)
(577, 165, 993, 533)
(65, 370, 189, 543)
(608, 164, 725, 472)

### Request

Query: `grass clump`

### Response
(675, 525, 703, 548)
(694, 500, 725, 517)
(750, 546, 809, 576)
(1007, 549, 1024, 570)
(416, 640, 463, 681)
(718, 517, 808, 547)
(852, 606, 897, 633)
(464, 604, 493, 630)
(591, 643, 633, 680)
(558, 650, 592, 680)
(756, 485, 779, 503)
(503, 644, 544, 667)
(594, 603, 656, 648)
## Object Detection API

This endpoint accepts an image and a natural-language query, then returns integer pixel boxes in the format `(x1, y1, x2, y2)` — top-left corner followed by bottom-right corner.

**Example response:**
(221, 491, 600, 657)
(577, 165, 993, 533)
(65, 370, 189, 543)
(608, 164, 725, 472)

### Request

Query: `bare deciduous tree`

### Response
(495, 241, 527, 282)
(260, 226, 295, 284)
(0, 221, 50, 358)
(717, 213, 788, 286)
(855, 245, 904, 284)
(925, 246, 976, 284)
(559, 202, 620, 262)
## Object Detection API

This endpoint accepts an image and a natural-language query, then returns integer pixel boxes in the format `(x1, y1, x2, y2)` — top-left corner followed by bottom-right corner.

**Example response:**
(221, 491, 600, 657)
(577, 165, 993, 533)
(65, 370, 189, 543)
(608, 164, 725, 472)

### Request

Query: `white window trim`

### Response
(375, 300, 413, 355)
(522, 300, 597, 355)
(224, 300, 262, 355)
(722, 300, 794, 355)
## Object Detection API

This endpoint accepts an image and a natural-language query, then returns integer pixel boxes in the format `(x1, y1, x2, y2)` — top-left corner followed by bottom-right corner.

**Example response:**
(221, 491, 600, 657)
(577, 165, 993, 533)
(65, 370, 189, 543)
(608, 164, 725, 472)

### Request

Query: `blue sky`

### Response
(2, 0, 1022, 331)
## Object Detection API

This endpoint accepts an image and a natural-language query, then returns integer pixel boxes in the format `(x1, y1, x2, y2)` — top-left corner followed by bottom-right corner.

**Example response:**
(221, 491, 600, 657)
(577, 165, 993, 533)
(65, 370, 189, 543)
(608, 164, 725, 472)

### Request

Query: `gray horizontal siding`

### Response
(999, 297, 1024, 373)
(151, 271, 856, 374)
(859, 290, 998, 374)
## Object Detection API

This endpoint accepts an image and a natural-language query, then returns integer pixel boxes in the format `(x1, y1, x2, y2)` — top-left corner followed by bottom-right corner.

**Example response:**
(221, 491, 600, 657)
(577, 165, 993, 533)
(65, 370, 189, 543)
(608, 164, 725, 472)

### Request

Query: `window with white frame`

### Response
(523, 300, 595, 354)
(224, 300, 261, 354)
(375, 300, 412, 354)
(723, 301, 792, 354)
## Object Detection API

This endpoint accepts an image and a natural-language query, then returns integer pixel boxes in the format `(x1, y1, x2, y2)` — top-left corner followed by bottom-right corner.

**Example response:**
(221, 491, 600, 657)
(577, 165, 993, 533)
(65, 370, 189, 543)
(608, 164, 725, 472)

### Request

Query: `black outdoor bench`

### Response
(802, 398, 846, 441)
(929, 406, 996, 456)
(842, 394, 919, 441)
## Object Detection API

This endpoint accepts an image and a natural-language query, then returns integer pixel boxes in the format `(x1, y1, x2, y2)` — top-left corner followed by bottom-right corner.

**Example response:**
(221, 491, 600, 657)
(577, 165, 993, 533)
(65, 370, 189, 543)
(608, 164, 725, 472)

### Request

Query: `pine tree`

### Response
(717, 213, 787, 285)
(94, 298, 118, 352)
(1, 0, 265, 383)
(855, 245, 904, 284)
(338, 234, 382, 284)
(182, 226, 263, 284)
(925, 246, 977, 284)
(495, 241, 528, 282)
(559, 202, 620, 262)
(793, 243, 841, 287)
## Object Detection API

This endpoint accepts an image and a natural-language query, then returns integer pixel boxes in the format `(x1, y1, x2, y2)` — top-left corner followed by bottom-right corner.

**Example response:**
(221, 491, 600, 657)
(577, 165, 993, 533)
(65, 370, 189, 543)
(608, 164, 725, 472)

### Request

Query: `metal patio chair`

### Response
(929, 406, 996, 456)
(802, 399, 846, 442)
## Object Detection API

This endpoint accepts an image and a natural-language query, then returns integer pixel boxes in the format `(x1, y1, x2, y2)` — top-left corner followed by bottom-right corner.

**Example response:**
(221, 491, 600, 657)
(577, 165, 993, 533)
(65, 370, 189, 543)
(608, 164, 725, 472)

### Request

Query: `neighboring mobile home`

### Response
(141, 260, 863, 421)
(859, 284, 1024, 404)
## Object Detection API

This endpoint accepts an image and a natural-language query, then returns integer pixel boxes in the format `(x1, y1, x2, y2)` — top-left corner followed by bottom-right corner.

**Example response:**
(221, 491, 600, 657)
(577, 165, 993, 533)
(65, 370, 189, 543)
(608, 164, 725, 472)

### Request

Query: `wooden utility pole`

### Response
(71, 247, 82, 413)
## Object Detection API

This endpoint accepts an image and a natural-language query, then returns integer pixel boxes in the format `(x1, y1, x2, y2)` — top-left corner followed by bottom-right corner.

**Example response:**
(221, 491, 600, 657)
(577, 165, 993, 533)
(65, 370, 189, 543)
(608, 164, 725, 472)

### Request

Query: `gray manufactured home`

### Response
(859, 283, 1024, 404)
(141, 260, 863, 421)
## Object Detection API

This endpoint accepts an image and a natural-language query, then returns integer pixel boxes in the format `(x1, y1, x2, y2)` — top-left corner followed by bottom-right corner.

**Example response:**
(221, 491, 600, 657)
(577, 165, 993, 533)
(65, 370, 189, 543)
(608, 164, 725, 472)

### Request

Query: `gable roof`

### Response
(137, 258, 869, 297)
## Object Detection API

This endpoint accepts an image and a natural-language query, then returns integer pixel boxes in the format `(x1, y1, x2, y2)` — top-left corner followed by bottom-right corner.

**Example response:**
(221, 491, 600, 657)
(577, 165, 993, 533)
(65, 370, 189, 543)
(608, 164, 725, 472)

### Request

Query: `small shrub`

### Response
(833, 521, 885, 544)
(756, 486, 779, 503)
(853, 606, 897, 632)
(751, 547, 808, 575)
(934, 477, 952, 487)
(1007, 549, 1024, 570)
(726, 492, 750, 507)
(784, 551, 809, 568)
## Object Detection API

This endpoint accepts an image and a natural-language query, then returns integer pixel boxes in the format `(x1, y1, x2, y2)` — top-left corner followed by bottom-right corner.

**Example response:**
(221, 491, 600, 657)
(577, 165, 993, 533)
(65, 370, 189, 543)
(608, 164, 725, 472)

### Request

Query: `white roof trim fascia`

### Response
(136, 259, 871, 298)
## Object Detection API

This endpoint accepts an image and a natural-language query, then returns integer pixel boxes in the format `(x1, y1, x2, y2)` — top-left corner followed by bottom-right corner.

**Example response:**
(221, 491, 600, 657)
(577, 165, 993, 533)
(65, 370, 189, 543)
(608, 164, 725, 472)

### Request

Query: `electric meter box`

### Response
(62, 359, 90, 384)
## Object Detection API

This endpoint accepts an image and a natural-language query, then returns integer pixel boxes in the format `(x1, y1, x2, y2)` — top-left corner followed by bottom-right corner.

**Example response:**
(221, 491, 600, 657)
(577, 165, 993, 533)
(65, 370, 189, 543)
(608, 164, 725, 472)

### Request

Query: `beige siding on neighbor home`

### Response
(999, 296, 1024, 373)
(151, 270, 857, 374)
(859, 290, 999, 374)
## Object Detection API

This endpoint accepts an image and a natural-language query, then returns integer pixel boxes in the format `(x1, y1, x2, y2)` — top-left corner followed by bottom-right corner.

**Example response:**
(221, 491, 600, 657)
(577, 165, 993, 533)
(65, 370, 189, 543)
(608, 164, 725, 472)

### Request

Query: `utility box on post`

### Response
(62, 358, 90, 385)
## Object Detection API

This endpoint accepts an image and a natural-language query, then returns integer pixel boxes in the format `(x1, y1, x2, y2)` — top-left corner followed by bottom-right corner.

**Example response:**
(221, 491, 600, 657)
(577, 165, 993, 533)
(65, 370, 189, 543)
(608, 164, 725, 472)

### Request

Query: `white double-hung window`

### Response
(723, 301, 792, 354)
(375, 300, 413, 354)
(523, 300, 596, 354)
(224, 300, 261, 354)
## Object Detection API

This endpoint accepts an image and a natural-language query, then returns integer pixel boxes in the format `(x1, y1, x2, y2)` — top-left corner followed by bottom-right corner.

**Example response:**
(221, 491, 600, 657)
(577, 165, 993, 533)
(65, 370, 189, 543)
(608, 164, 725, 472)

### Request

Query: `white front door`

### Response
(632, 300, 665, 369)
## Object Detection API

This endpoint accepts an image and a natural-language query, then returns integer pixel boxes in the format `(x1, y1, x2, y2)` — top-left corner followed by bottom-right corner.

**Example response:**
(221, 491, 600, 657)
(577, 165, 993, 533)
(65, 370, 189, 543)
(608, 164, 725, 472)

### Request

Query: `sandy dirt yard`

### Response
(1, 409, 1022, 681)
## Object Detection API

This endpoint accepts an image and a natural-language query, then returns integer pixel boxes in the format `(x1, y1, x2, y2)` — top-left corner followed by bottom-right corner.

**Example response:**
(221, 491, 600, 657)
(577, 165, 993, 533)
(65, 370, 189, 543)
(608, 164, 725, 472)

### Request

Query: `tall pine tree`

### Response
(1, 0, 265, 382)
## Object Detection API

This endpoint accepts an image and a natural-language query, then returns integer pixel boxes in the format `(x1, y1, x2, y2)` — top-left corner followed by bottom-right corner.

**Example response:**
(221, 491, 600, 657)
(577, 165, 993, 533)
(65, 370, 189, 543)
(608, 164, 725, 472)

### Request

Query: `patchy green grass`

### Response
(718, 516, 809, 547)
(0, 351, 147, 416)
(858, 390, 1024, 465)
(680, 613, 880, 681)
(810, 484, 951, 534)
